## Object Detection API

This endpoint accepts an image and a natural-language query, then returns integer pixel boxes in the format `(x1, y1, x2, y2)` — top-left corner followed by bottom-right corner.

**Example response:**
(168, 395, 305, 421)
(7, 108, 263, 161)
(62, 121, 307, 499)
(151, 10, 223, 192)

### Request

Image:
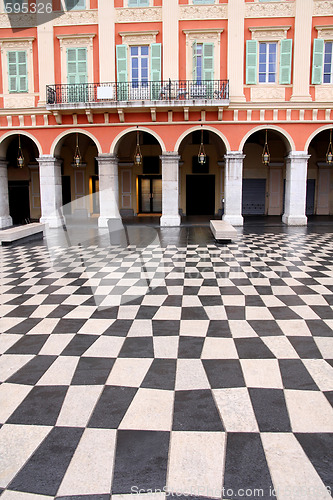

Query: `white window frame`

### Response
(130, 45, 149, 85)
(0, 37, 35, 107)
(323, 41, 333, 84)
(258, 41, 278, 84)
(119, 30, 158, 82)
(57, 34, 95, 84)
(183, 29, 223, 81)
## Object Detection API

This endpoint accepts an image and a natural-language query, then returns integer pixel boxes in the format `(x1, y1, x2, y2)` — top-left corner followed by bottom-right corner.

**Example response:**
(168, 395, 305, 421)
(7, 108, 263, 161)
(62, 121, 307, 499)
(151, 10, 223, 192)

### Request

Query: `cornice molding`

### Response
(315, 25, 333, 39)
(179, 4, 227, 20)
(116, 7, 162, 23)
(249, 26, 290, 41)
(119, 30, 159, 45)
(245, 1, 295, 18)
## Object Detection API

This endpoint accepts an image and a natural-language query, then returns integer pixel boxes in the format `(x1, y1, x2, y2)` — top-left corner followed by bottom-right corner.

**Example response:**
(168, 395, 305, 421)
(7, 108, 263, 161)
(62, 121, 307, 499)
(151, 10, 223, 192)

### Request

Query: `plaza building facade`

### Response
(0, 0, 333, 229)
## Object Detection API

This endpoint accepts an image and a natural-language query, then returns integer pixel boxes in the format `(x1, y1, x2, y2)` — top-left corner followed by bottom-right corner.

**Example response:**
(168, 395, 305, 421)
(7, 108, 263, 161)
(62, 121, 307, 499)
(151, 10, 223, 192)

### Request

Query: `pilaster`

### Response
(37, 155, 64, 228)
(0, 159, 12, 228)
(223, 151, 245, 226)
(160, 152, 181, 227)
(282, 151, 309, 225)
(96, 154, 121, 228)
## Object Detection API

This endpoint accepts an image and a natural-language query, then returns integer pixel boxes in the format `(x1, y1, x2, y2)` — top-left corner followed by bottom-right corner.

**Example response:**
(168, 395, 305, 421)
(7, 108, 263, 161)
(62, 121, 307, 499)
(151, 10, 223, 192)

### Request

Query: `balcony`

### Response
(46, 79, 229, 111)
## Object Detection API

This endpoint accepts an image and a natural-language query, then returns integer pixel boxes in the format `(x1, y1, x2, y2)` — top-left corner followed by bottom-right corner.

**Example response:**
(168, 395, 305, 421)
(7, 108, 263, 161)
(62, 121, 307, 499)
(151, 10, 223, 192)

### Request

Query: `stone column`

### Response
(0, 159, 12, 228)
(38, 155, 64, 228)
(223, 151, 245, 226)
(282, 151, 309, 226)
(97, 154, 121, 228)
(160, 152, 181, 227)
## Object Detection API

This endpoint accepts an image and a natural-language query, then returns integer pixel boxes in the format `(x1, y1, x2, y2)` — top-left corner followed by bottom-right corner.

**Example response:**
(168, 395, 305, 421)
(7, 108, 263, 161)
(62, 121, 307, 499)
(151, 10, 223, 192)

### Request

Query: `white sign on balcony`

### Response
(97, 86, 114, 99)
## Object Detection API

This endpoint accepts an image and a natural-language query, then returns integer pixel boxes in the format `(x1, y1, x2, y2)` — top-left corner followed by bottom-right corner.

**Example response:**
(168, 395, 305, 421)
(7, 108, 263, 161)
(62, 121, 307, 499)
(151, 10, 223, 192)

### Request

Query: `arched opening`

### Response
(178, 128, 227, 217)
(115, 130, 162, 217)
(4, 134, 39, 225)
(242, 129, 290, 217)
(307, 129, 333, 216)
(54, 132, 99, 217)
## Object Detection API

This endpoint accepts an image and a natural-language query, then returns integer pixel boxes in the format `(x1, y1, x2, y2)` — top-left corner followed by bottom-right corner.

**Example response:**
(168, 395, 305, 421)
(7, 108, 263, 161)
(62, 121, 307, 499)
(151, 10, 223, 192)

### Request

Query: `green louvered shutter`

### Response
(279, 39, 292, 84)
(150, 43, 161, 99)
(67, 47, 87, 102)
(246, 40, 258, 85)
(312, 38, 324, 85)
(192, 40, 197, 81)
(203, 43, 214, 97)
(65, 0, 85, 9)
(116, 44, 128, 100)
(8, 51, 27, 93)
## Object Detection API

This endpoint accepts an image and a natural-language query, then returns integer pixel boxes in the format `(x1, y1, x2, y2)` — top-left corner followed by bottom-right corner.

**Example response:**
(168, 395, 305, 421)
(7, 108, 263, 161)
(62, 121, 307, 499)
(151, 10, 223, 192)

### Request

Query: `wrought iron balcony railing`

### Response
(46, 79, 229, 106)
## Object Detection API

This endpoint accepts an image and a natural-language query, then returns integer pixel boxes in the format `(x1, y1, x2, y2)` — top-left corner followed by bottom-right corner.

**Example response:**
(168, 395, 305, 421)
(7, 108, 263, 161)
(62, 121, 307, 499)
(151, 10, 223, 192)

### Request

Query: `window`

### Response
(67, 47, 88, 102)
(259, 42, 277, 83)
(192, 0, 215, 4)
(128, 0, 149, 6)
(65, 0, 86, 10)
(8, 51, 28, 93)
(312, 39, 333, 84)
(246, 39, 292, 85)
(131, 46, 149, 87)
(324, 42, 333, 83)
(192, 42, 214, 82)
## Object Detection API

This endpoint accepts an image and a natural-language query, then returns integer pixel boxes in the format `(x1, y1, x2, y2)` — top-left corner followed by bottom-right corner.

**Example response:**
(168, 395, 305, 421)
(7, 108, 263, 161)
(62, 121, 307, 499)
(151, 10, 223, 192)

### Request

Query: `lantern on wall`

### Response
(262, 129, 270, 166)
(326, 129, 333, 165)
(17, 135, 24, 168)
(198, 125, 206, 165)
(134, 127, 142, 166)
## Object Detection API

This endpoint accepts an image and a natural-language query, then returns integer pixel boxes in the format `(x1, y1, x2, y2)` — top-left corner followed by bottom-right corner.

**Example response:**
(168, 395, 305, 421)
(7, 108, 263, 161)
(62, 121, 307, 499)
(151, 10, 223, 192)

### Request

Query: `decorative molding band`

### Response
(245, 2, 295, 18)
(313, 0, 333, 16)
(0, 13, 35, 28)
(251, 87, 286, 101)
(315, 85, 333, 101)
(53, 10, 98, 26)
(315, 25, 333, 40)
(116, 7, 162, 23)
(119, 31, 159, 45)
(183, 28, 224, 45)
(4, 94, 35, 109)
(180, 4, 227, 20)
(57, 34, 95, 49)
(250, 26, 290, 41)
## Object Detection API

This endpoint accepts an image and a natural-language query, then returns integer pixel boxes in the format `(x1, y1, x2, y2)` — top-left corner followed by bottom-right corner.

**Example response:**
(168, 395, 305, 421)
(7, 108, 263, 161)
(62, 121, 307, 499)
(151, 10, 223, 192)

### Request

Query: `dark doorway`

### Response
(8, 180, 30, 225)
(242, 179, 266, 215)
(138, 175, 162, 213)
(306, 179, 315, 215)
(186, 175, 215, 215)
(62, 176, 71, 215)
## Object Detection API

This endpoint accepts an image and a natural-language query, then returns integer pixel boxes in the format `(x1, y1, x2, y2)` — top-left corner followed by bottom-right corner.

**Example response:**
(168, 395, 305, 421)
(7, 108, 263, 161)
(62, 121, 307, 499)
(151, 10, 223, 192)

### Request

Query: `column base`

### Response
(160, 215, 181, 227)
(40, 215, 65, 228)
(222, 214, 244, 226)
(282, 214, 308, 226)
(98, 216, 122, 228)
(0, 215, 13, 229)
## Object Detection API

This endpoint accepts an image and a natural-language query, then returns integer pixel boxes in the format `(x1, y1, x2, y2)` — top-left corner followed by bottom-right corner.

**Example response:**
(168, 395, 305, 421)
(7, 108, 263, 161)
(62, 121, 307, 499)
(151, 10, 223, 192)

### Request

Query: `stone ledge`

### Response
(210, 220, 237, 241)
(0, 222, 45, 244)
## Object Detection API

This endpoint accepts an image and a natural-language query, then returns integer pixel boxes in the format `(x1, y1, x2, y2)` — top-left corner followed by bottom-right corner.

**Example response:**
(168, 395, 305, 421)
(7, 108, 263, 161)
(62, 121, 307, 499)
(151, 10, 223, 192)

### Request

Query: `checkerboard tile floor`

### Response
(0, 229, 332, 500)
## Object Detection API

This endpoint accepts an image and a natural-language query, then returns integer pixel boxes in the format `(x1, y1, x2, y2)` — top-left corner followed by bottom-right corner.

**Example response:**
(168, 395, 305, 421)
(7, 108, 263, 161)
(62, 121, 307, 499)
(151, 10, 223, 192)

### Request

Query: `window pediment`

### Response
(119, 31, 159, 45)
(249, 26, 290, 41)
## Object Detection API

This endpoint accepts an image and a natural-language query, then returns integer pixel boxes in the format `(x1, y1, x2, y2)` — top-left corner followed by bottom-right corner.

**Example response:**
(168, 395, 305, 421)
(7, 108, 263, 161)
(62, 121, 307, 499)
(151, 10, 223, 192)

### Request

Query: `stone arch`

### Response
(239, 125, 295, 153)
(50, 129, 102, 157)
(304, 125, 333, 153)
(0, 130, 43, 157)
(175, 125, 231, 153)
(111, 127, 166, 155)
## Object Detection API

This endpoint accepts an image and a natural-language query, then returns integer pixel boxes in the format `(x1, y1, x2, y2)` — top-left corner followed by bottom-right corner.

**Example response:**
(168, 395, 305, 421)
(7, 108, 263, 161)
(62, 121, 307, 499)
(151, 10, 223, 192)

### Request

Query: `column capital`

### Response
(37, 155, 62, 167)
(160, 152, 181, 162)
(224, 151, 246, 161)
(96, 154, 118, 164)
(286, 151, 311, 161)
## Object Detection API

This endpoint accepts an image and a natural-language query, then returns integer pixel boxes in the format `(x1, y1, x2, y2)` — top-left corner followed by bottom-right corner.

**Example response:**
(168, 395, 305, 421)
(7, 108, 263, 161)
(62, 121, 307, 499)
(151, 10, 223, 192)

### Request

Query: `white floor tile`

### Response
(153, 337, 179, 358)
(229, 321, 258, 338)
(37, 356, 79, 386)
(179, 320, 209, 337)
(241, 359, 283, 389)
(82, 336, 125, 358)
(56, 385, 103, 427)
(285, 390, 333, 432)
(0, 354, 34, 383)
(0, 383, 32, 423)
(213, 388, 258, 432)
(106, 358, 153, 387)
(175, 359, 210, 390)
(201, 338, 238, 359)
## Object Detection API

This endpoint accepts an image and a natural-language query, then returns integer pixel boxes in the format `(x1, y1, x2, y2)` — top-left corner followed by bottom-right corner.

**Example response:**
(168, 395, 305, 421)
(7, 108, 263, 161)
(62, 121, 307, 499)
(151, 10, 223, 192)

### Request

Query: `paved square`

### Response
(0, 226, 332, 499)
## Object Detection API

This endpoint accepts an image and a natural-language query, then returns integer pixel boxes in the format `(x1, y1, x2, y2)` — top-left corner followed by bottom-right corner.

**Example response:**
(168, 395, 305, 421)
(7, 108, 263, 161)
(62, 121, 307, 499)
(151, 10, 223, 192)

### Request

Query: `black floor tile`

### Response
(287, 337, 323, 359)
(47, 305, 77, 318)
(53, 319, 87, 334)
(206, 320, 232, 337)
(310, 306, 333, 319)
(61, 335, 98, 356)
(223, 433, 274, 500)
(249, 388, 291, 432)
(324, 391, 333, 408)
(88, 386, 137, 428)
(7, 386, 68, 425)
(135, 305, 159, 319)
(71, 357, 115, 385)
(269, 307, 302, 320)
(181, 307, 209, 320)
(5, 318, 42, 334)
(306, 320, 333, 337)
(202, 359, 245, 388)
(178, 337, 204, 359)
(5, 334, 49, 355)
(141, 359, 177, 390)
(112, 430, 170, 494)
(152, 320, 180, 336)
(248, 320, 284, 337)
(296, 433, 333, 492)
(234, 338, 275, 359)
(8, 427, 83, 496)
(279, 359, 319, 391)
(56, 496, 110, 500)
(5, 305, 39, 317)
(225, 306, 246, 320)
(172, 389, 223, 431)
(7, 355, 57, 385)
(118, 337, 154, 358)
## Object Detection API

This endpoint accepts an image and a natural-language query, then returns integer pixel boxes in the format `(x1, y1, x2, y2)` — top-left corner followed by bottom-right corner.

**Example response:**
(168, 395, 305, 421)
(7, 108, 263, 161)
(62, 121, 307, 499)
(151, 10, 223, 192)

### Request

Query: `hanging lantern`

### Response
(198, 126, 206, 165)
(134, 127, 142, 166)
(262, 129, 270, 166)
(73, 133, 82, 167)
(17, 135, 24, 168)
(326, 129, 333, 165)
